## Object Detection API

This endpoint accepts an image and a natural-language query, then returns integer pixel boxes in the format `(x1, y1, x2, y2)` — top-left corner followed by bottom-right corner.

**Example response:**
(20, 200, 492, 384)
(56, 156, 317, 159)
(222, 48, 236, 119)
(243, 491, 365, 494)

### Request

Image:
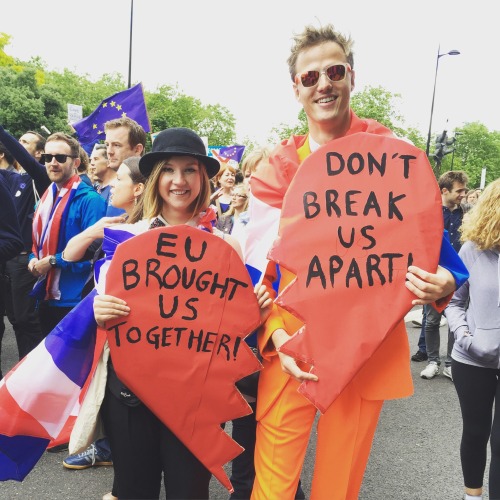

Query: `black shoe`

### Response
(411, 350, 428, 362)
(46, 443, 69, 453)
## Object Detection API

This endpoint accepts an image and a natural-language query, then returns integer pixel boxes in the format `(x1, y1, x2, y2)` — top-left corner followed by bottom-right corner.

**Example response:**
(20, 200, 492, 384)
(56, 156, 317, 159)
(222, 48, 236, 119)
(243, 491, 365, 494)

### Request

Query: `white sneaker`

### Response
(420, 362, 439, 379)
(442, 366, 453, 380)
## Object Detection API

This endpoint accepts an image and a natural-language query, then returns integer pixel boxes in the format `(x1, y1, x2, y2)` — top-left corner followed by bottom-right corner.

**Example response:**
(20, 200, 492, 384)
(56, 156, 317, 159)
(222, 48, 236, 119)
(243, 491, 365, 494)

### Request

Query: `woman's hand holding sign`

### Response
(94, 294, 130, 327)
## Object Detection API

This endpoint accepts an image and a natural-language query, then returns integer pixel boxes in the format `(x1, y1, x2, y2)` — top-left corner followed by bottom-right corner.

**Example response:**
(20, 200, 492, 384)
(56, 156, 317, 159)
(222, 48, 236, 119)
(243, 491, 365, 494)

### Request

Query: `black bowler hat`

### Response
(139, 128, 220, 179)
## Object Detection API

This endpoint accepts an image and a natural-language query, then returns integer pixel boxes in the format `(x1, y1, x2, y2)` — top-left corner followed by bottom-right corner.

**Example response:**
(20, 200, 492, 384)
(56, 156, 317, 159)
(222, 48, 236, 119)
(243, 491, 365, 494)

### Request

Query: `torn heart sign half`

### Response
(104, 225, 262, 491)
(270, 133, 442, 413)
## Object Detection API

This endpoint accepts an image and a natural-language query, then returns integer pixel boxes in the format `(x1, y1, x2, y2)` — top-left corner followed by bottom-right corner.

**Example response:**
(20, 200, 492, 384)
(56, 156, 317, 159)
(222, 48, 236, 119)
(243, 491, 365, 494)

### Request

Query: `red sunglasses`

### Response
(295, 63, 351, 88)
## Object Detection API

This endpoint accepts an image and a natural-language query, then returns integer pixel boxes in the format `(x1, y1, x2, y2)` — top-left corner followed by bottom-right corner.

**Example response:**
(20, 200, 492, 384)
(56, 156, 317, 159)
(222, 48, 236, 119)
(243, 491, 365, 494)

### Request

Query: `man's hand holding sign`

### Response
(95, 225, 265, 491)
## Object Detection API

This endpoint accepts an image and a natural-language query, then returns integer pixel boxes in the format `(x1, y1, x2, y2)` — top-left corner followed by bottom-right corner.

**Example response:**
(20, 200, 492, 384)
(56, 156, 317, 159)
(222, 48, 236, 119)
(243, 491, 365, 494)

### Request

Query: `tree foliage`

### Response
(435, 122, 500, 187)
(146, 86, 236, 145)
(197, 104, 236, 146)
(0, 33, 15, 67)
(45, 69, 126, 116)
(0, 34, 236, 146)
(0, 66, 69, 138)
(351, 86, 407, 137)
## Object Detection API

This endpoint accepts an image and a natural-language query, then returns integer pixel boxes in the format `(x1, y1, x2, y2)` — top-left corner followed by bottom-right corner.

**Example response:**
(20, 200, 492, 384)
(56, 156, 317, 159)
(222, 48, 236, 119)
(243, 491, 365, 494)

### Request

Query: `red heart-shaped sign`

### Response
(104, 225, 262, 491)
(271, 133, 443, 413)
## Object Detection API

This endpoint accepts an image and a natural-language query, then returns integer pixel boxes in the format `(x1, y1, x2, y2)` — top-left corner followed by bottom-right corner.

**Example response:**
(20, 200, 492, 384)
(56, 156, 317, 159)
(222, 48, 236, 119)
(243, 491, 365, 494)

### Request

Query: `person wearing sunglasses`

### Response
(216, 184, 250, 246)
(28, 133, 106, 338)
(248, 24, 467, 500)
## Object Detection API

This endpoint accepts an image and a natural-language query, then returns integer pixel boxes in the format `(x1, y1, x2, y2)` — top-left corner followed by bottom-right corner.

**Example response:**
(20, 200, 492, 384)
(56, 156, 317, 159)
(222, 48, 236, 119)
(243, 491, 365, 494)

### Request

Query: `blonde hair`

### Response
(226, 184, 249, 216)
(287, 24, 354, 81)
(137, 157, 211, 221)
(241, 146, 272, 178)
(460, 178, 500, 250)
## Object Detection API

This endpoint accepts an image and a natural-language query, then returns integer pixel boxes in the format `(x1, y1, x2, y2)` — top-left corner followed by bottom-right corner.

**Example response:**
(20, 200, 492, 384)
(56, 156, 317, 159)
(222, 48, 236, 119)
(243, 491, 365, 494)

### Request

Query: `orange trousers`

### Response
(251, 377, 383, 500)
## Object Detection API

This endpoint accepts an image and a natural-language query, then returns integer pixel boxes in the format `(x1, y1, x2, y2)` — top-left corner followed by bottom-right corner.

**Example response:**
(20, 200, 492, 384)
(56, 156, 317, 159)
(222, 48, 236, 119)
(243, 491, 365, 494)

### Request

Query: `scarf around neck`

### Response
(32, 174, 81, 300)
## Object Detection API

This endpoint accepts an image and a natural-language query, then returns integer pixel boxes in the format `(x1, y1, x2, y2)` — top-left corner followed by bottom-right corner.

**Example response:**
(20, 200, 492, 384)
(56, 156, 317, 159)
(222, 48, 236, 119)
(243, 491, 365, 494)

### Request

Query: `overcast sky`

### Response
(2, 0, 498, 144)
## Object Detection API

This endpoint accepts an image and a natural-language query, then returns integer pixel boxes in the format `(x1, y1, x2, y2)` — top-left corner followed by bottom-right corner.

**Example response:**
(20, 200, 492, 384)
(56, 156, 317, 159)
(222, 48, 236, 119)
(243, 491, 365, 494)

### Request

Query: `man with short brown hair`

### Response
(104, 117, 146, 170)
(420, 170, 468, 381)
(103, 117, 146, 216)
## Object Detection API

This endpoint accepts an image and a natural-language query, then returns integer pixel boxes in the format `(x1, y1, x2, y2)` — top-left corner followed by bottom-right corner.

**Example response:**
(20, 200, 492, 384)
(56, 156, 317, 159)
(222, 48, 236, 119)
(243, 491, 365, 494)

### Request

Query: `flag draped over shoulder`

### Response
(72, 83, 150, 144)
(0, 292, 98, 481)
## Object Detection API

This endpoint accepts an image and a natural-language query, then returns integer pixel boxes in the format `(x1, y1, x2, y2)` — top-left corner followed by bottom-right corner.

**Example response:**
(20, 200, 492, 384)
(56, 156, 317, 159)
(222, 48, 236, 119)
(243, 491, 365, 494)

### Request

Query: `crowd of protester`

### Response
(0, 118, 275, 500)
(0, 22, 498, 500)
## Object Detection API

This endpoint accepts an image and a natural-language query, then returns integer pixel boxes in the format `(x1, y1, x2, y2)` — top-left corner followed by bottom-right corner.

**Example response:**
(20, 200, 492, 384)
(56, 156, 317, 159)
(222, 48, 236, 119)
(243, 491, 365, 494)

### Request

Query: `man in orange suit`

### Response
(249, 24, 466, 500)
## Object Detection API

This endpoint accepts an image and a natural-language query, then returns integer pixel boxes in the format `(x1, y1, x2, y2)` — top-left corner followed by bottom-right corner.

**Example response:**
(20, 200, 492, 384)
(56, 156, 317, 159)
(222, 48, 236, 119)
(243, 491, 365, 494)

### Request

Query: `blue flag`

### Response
(72, 83, 150, 144)
(218, 145, 246, 163)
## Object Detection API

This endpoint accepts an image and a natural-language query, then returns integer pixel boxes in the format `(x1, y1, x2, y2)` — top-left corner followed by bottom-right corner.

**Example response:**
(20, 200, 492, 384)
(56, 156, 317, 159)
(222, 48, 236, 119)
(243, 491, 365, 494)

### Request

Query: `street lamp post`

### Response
(127, 0, 134, 89)
(425, 45, 460, 157)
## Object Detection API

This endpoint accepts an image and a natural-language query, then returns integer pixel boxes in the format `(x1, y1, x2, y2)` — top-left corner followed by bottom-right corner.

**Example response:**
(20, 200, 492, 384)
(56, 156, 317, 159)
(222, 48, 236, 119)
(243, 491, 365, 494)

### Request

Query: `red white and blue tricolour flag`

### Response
(0, 292, 98, 481)
(244, 194, 280, 288)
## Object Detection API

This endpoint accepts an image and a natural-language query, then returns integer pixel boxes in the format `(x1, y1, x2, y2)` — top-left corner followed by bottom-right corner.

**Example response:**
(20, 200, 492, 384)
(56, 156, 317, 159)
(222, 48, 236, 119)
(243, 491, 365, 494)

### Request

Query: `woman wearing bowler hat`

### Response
(93, 128, 271, 499)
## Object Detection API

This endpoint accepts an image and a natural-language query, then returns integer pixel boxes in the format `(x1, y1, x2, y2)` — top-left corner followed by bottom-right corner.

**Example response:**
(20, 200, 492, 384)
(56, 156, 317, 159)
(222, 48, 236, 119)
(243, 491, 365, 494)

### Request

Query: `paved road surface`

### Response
(0, 308, 491, 499)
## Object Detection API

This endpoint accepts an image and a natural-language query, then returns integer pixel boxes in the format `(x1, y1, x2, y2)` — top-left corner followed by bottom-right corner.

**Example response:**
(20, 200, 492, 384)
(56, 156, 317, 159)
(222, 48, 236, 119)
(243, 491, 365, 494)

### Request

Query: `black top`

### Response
(0, 125, 51, 252)
(0, 173, 23, 262)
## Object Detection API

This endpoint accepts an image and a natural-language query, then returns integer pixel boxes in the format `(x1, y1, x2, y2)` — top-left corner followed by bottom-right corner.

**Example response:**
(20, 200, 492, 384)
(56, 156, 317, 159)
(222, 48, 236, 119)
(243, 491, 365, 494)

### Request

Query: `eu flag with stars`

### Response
(72, 83, 151, 144)
(217, 145, 246, 163)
